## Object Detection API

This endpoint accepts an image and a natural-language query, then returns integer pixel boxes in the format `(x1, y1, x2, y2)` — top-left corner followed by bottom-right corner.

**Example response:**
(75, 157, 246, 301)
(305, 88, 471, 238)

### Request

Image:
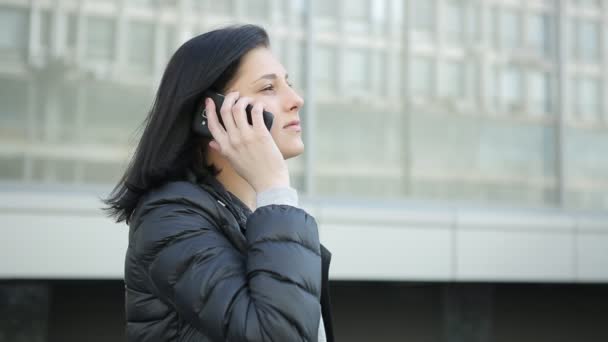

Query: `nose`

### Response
(285, 85, 304, 112)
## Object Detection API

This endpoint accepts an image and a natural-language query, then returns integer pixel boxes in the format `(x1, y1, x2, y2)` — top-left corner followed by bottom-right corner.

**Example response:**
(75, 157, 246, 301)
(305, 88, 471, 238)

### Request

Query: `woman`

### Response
(105, 25, 334, 341)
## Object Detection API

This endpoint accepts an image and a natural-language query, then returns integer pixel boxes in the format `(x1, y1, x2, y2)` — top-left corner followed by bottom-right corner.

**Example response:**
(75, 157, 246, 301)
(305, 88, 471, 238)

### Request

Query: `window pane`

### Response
(0, 7, 28, 54)
(529, 70, 552, 115)
(313, 46, 337, 94)
(565, 128, 608, 210)
(502, 66, 523, 111)
(315, 0, 337, 31)
(0, 78, 28, 140)
(345, 0, 370, 33)
(529, 13, 552, 58)
(371, 0, 387, 34)
(501, 10, 521, 50)
(445, 0, 465, 44)
(86, 17, 115, 60)
(572, 0, 601, 9)
(315, 104, 402, 197)
(410, 110, 557, 205)
(244, 0, 270, 20)
(577, 77, 601, 121)
(412, 0, 434, 32)
(343, 49, 370, 95)
(411, 57, 434, 97)
(579, 20, 600, 62)
(128, 21, 155, 72)
(440, 61, 465, 99)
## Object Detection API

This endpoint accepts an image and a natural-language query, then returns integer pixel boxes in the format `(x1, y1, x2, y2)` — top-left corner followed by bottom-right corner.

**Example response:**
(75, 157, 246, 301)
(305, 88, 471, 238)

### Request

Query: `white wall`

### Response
(1, 190, 607, 282)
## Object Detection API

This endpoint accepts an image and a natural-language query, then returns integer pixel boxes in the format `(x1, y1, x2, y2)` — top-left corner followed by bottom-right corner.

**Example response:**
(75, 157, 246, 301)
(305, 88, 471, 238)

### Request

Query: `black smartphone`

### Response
(192, 91, 274, 138)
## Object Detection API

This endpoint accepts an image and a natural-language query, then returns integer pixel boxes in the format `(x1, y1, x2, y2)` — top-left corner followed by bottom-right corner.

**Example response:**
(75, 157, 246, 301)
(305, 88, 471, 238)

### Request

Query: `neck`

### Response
(207, 151, 256, 211)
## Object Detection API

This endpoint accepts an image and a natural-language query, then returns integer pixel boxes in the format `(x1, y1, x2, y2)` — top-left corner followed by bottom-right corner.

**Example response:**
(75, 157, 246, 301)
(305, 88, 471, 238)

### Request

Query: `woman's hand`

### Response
(206, 91, 290, 193)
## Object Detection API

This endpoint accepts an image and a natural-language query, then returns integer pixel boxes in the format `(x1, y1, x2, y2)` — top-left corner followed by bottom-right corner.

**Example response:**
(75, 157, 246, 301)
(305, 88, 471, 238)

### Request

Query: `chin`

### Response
(280, 140, 305, 159)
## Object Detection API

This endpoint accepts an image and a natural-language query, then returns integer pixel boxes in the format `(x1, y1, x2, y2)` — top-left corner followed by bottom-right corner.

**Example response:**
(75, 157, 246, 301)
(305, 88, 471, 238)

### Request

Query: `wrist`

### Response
(254, 174, 290, 193)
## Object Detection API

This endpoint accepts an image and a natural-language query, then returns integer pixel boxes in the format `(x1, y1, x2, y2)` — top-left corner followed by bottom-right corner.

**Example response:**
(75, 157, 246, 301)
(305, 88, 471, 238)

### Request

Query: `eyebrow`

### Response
(252, 73, 289, 84)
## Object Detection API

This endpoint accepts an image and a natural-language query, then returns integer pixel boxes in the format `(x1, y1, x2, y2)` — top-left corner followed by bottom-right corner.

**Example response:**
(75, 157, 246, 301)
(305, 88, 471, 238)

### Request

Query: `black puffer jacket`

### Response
(124, 175, 334, 341)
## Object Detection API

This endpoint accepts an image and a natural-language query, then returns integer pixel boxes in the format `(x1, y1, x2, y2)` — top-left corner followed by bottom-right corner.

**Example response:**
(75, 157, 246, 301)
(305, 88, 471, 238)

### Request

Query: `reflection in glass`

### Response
(412, 0, 434, 33)
(528, 13, 552, 58)
(440, 61, 465, 99)
(128, 21, 154, 72)
(529, 70, 552, 116)
(86, 16, 115, 61)
(343, 49, 369, 96)
(575, 77, 601, 121)
(0, 7, 27, 55)
(501, 10, 521, 50)
(502, 66, 523, 111)
(411, 57, 434, 97)
(445, 0, 465, 44)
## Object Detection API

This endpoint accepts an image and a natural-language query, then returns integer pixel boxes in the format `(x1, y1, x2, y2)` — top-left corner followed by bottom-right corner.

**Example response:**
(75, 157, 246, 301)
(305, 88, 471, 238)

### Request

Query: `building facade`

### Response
(1, 0, 608, 340)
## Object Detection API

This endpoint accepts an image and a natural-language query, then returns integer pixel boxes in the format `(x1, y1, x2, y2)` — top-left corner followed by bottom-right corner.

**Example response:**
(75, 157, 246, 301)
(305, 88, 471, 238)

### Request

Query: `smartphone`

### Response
(192, 91, 274, 138)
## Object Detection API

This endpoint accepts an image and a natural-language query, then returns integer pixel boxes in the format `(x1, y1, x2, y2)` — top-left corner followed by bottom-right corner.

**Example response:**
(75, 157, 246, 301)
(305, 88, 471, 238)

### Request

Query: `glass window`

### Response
(412, 0, 434, 33)
(313, 45, 337, 93)
(288, 41, 306, 92)
(315, 103, 402, 197)
(0, 78, 28, 139)
(486, 65, 500, 109)
(444, 0, 465, 44)
(576, 77, 601, 121)
(86, 16, 115, 61)
(343, 49, 370, 95)
(194, 0, 234, 14)
(466, 3, 481, 44)
(565, 128, 608, 210)
(411, 57, 434, 97)
(528, 13, 552, 58)
(290, 0, 308, 28)
(344, 0, 370, 33)
(315, 0, 337, 31)
(370, 0, 387, 34)
(502, 66, 523, 111)
(0, 156, 23, 181)
(410, 110, 557, 205)
(0, 7, 28, 53)
(40, 10, 52, 49)
(130, 0, 159, 8)
(529, 70, 552, 115)
(81, 161, 123, 185)
(572, 0, 601, 9)
(579, 20, 600, 62)
(501, 10, 521, 50)
(391, 0, 403, 27)
(244, 0, 270, 20)
(84, 82, 148, 143)
(440, 60, 465, 99)
(67, 14, 78, 48)
(128, 21, 155, 72)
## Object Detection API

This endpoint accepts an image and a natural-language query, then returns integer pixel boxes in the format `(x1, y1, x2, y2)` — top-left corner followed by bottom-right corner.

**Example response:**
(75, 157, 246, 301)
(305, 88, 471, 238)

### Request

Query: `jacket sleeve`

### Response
(132, 199, 322, 342)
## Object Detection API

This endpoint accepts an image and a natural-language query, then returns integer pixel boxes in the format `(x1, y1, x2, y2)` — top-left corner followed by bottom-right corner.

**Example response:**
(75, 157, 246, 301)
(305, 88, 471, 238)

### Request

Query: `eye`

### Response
(261, 85, 275, 92)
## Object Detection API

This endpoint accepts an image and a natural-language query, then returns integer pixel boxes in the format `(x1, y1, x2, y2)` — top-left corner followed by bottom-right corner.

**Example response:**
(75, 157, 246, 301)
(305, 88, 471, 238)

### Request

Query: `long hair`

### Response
(104, 24, 270, 223)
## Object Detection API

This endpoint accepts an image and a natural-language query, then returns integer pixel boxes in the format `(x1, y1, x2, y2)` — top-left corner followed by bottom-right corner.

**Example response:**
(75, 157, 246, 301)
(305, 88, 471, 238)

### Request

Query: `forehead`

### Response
(236, 47, 286, 80)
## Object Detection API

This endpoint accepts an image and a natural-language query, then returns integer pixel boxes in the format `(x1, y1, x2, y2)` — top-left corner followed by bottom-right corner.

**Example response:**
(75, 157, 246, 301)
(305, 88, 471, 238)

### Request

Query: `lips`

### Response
(283, 120, 301, 129)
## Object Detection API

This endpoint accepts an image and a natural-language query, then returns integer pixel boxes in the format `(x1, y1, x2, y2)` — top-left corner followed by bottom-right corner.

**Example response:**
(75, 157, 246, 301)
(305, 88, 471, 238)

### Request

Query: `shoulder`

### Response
(127, 181, 228, 262)
(130, 181, 221, 230)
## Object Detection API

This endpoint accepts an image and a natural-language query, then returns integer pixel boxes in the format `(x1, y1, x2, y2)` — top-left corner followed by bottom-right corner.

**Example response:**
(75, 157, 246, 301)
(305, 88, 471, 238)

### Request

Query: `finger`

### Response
(219, 91, 239, 135)
(205, 97, 228, 145)
(250, 101, 266, 131)
(232, 96, 254, 131)
(208, 140, 221, 152)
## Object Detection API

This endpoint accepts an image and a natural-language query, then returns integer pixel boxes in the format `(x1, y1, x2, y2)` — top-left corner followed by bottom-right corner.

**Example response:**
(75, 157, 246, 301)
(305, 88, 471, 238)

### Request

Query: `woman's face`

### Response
(226, 47, 305, 159)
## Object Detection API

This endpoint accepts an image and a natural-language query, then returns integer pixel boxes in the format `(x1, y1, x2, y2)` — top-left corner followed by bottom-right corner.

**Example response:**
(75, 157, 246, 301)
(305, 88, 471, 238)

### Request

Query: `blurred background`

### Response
(1, 0, 607, 341)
